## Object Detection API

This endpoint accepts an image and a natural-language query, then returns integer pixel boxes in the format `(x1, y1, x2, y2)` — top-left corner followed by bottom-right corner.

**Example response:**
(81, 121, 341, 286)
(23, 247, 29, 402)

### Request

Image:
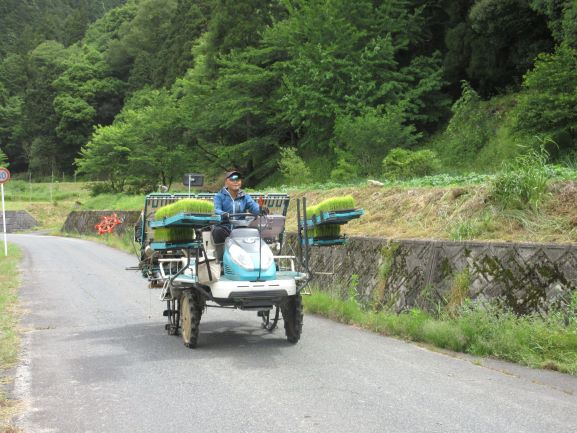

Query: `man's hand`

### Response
(221, 212, 230, 222)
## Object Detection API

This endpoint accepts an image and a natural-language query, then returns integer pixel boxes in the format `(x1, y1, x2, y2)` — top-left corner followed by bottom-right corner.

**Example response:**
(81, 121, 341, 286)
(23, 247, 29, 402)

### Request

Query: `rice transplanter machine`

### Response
(134, 177, 363, 348)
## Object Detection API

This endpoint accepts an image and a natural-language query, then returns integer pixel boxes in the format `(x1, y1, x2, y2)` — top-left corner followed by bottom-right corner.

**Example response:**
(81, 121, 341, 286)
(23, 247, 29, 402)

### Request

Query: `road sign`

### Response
(0, 167, 10, 184)
(0, 168, 8, 256)
(182, 173, 204, 187)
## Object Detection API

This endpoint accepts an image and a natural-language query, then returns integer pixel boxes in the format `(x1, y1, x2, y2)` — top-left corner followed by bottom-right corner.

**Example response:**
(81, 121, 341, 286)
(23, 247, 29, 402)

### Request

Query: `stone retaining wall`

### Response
(0, 211, 38, 232)
(62, 211, 141, 236)
(284, 235, 577, 314)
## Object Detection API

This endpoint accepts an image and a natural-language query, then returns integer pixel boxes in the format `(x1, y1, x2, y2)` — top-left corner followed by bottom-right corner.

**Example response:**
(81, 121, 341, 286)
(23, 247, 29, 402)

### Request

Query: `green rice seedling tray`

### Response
(149, 213, 221, 228)
(150, 240, 203, 250)
(302, 236, 347, 246)
(303, 209, 364, 228)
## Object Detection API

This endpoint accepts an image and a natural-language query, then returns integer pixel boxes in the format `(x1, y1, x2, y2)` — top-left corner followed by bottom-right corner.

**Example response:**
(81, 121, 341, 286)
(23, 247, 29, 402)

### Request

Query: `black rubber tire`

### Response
(180, 291, 204, 348)
(281, 294, 303, 344)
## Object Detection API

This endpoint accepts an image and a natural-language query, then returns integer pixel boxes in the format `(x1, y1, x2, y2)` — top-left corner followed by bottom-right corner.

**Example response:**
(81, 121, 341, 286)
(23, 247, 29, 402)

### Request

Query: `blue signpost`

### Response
(0, 167, 10, 256)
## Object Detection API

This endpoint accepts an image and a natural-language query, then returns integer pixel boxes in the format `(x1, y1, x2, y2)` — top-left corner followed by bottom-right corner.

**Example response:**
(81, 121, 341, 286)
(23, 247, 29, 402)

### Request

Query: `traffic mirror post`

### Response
(1, 183, 7, 256)
(0, 167, 11, 256)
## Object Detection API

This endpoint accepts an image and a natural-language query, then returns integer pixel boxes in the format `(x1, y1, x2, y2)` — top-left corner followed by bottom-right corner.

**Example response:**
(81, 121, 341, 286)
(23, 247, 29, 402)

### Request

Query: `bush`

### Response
(429, 82, 520, 173)
(87, 181, 117, 196)
(489, 145, 550, 210)
(330, 150, 360, 182)
(334, 106, 420, 177)
(382, 148, 441, 180)
(431, 82, 493, 169)
(278, 147, 311, 185)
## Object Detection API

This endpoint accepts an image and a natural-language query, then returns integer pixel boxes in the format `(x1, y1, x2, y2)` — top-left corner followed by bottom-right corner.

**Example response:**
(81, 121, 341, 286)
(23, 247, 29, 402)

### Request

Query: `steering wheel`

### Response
(226, 213, 257, 228)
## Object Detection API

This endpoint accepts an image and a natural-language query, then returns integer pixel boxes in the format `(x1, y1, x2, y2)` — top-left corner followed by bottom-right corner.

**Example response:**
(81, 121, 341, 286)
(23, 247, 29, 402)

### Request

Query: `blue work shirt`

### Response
(214, 187, 260, 218)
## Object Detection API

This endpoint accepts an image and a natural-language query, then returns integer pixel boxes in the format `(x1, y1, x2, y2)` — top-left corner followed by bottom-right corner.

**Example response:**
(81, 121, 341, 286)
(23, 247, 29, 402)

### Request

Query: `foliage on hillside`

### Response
(0, 0, 577, 191)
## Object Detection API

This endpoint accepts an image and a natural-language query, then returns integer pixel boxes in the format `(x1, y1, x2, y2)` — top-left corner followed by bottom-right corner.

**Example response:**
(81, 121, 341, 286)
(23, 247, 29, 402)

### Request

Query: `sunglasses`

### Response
(228, 175, 241, 181)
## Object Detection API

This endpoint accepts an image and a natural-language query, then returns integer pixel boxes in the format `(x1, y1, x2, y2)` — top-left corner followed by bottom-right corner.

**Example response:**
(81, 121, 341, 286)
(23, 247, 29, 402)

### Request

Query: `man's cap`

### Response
(225, 171, 243, 180)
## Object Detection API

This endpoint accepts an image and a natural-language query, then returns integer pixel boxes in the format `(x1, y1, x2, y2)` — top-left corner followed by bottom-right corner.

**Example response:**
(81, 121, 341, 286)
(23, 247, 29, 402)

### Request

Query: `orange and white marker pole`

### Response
(0, 167, 11, 256)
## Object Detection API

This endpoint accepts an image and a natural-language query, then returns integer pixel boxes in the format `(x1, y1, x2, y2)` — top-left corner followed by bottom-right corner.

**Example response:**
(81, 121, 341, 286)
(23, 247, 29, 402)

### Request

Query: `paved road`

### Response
(7, 234, 577, 433)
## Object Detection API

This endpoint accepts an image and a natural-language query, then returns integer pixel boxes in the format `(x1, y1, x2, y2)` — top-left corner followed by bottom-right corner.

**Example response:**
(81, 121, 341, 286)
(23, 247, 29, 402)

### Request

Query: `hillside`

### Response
(6, 178, 577, 244)
(285, 181, 577, 243)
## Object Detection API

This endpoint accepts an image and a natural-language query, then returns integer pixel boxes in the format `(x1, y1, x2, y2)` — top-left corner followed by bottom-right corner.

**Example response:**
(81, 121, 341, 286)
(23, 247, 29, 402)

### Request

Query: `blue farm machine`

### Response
(134, 178, 363, 348)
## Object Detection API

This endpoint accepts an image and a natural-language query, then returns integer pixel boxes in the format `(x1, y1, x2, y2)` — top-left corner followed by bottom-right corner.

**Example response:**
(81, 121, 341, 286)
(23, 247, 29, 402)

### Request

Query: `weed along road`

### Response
(7, 234, 577, 433)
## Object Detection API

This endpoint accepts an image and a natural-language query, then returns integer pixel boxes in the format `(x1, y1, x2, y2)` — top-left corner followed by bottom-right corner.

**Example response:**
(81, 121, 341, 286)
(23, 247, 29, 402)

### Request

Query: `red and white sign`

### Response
(0, 167, 10, 184)
(0, 167, 8, 256)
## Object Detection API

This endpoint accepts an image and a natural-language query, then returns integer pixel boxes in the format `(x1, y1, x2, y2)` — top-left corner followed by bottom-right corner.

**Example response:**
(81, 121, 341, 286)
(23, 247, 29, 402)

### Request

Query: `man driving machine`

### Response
(212, 171, 265, 261)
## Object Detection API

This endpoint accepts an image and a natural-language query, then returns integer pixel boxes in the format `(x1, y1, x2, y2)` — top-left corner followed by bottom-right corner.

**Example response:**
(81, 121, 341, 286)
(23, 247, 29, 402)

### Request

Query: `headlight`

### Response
(228, 244, 254, 270)
(259, 245, 274, 270)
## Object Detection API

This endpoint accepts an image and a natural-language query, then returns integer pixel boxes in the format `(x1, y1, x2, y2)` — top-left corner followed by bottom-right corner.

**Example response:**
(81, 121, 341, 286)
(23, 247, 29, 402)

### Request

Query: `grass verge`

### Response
(304, 290, 577, 375)
(0, 243, 23, 431)
(68, 231, 141, 257)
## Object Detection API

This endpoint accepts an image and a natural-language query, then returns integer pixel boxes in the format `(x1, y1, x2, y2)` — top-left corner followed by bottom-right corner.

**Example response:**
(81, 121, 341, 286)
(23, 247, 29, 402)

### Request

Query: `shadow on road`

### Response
(60, 317, 297, 384)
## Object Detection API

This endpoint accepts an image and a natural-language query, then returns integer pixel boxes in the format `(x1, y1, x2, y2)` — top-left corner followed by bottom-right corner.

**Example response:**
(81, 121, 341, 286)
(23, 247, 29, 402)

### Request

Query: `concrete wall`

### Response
(0, 211, 37, 232)
(62, 211, 141, 236)
(285, 235, 577, 314)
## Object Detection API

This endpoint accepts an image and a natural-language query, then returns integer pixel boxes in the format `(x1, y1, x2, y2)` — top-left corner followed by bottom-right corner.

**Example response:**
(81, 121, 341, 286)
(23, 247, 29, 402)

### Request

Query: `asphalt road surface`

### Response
(7, 234, 577, 433)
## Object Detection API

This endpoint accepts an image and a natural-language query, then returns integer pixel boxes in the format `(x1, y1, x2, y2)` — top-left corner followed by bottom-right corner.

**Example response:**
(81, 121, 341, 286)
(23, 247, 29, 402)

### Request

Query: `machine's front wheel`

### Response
(180, 291, 203, 348)
(281, 294, 303, 344)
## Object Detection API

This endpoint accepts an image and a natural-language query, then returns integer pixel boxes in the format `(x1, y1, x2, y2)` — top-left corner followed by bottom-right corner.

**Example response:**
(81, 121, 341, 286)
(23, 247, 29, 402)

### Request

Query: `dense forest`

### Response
(0, 0, 576, 190)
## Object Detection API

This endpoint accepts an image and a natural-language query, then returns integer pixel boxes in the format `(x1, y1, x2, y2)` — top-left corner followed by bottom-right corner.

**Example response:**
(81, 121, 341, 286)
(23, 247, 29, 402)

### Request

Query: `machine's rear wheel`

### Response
(281, 294, 303, 344)
(180, 291, 203, 348)
(260, 306, 280, 331)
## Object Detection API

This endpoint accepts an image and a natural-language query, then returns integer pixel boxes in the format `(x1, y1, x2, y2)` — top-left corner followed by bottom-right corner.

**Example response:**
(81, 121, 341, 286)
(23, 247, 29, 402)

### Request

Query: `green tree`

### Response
(84, 1, 140, 52)
(0, 147, 8, 168)
(204, 0, 285, 74)
(444, 0, 553, 97)
(22, 41, 69, 176)
(52, 44, 125, 171)
(123, 88, 194, 191)
(530, 0, 577, 47)
(179, 42, 287, 185)
(107, 0, 178, 89)
(468, 0, 552, 94)
(0, 54, 28, 96)
(155, 0, 212, 87)
(513, 44, 577, 156)
(333, 107, 420, 177)
(76, 122, 133, 192)
(0, 84, 25, 170)
(0, 0, 126, 57)
(264, 0, 445, 154)
(77, 87, 195, 192)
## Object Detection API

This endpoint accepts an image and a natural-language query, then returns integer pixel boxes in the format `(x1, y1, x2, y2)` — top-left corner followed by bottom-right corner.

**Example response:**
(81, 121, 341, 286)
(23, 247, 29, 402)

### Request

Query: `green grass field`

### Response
(304, 290, 577, 375)
(0, 243, 22, 430)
